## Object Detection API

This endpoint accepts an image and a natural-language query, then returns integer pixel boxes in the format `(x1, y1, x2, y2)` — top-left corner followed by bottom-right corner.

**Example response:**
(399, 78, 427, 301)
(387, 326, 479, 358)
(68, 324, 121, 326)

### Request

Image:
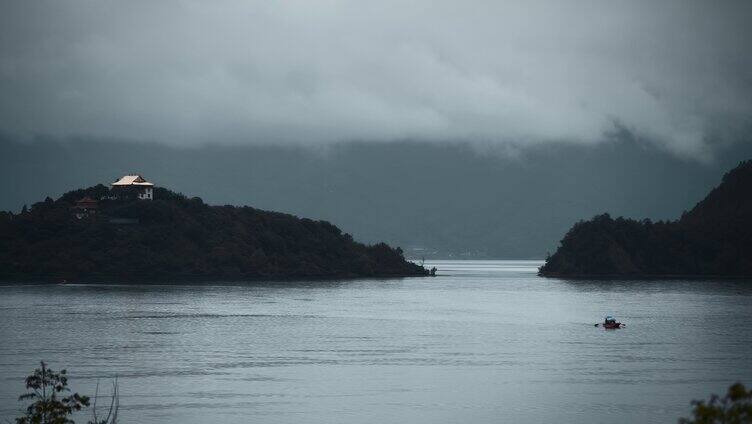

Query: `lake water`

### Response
(1, 260, 751, 423)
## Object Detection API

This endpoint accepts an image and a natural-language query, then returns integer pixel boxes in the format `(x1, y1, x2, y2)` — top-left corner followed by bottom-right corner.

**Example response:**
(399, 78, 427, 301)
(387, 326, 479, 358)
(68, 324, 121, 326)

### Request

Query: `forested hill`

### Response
(539, 160, 752, 278)
(0, 185, 429, 281)
(5, 137, 747, 259)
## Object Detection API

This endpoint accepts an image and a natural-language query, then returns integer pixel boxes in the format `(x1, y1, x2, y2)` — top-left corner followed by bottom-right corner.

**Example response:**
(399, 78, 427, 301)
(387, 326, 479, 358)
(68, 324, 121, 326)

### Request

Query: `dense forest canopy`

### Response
(539, 160, 752, 277)
(0, 185, 429, 281)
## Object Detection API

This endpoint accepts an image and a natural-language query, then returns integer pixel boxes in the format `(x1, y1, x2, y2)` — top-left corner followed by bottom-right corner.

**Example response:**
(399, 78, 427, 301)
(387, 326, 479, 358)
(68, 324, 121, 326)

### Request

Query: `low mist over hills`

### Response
(2, 135, 750, 258)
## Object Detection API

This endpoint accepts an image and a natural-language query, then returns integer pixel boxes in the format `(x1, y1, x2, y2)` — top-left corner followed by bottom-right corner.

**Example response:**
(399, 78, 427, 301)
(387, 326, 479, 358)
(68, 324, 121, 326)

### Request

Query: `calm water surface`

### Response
(1, 260, 752, 423)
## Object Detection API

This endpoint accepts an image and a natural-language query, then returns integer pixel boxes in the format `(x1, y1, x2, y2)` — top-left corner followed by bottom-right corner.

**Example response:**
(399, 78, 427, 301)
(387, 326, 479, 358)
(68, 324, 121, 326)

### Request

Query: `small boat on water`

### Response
(598, 315, 623, 329)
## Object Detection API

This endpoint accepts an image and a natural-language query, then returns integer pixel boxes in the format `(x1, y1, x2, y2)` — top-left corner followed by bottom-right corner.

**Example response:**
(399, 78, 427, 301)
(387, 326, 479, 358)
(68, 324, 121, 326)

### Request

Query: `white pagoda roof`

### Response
(112, 175, 154, 186)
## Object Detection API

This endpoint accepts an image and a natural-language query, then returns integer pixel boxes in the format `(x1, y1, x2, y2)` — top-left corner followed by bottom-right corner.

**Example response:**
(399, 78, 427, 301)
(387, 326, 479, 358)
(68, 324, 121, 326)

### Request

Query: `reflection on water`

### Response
(1, 260, 751, 423)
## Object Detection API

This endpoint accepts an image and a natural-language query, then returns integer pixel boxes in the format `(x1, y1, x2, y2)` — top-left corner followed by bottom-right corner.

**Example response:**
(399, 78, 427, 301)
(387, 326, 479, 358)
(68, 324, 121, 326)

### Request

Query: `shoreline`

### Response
(0, 270, 432, 285)
(539, 272, 752, 280)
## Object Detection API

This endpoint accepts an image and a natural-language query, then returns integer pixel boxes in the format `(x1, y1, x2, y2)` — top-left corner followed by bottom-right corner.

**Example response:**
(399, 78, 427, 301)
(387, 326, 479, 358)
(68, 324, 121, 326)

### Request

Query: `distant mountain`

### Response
(3, 135, 748, 259)
(539, 160, 752, 277)
(0, 185, 429, 281)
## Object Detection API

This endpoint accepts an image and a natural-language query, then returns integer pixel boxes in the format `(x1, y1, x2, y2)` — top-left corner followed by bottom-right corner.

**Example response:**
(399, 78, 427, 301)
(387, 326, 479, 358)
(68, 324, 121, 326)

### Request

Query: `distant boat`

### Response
(596, 315, 623, 329)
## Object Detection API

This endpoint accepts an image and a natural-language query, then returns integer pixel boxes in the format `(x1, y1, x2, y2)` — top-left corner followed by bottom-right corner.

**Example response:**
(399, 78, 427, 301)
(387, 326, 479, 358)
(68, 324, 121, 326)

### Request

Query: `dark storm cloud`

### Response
(1, 0, 751, 157)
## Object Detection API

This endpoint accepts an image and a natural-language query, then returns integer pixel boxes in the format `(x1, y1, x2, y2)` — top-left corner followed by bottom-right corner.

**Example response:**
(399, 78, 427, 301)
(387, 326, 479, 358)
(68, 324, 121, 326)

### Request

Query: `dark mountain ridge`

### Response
(0, 185, 429, 282)
(3, 135, 747, 259)
(539, 160, 752, 278)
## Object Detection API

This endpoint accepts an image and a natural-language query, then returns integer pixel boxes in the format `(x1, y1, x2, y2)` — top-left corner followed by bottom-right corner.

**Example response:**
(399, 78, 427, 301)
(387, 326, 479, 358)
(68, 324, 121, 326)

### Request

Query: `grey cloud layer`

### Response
(1, 0, 751, 156)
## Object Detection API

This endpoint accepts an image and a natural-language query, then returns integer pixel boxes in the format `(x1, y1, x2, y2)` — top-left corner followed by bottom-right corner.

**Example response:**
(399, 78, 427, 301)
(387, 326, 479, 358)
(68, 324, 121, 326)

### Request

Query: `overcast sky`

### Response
(1, 0, 751, 158)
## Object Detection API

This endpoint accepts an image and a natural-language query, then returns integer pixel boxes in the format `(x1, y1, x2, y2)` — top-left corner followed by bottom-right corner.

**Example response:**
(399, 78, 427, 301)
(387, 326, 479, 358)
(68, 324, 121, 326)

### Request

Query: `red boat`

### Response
(602, 316, 622, 329)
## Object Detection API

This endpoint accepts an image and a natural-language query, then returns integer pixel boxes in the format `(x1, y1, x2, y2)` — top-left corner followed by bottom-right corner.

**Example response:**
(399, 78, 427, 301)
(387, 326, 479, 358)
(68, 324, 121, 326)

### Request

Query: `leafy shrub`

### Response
(679, 382, 752, 424)
(15, 362, 118, 424)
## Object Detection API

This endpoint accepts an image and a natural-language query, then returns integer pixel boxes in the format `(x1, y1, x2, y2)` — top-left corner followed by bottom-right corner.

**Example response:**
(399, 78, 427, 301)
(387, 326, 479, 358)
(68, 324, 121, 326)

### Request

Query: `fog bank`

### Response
(2, 1, 751, 158)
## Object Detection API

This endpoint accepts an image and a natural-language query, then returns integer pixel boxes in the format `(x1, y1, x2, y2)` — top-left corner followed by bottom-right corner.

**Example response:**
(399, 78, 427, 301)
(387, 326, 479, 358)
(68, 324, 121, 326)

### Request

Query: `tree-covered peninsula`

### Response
(0, 184, 430, 281)
(539, 160, 752, 278)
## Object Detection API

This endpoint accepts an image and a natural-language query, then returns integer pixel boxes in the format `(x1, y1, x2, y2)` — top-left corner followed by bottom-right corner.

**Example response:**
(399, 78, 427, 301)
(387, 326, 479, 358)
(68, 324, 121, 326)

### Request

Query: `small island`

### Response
(539, 160, 752, 278)
(0, 175, 430, 281)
